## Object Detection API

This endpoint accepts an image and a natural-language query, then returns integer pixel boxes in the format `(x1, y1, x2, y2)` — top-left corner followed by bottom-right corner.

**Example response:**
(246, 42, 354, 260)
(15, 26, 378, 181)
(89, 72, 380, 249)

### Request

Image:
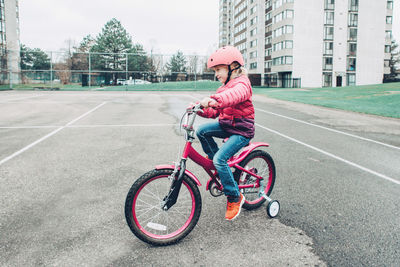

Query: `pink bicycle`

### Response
(125, 104, 280, 245)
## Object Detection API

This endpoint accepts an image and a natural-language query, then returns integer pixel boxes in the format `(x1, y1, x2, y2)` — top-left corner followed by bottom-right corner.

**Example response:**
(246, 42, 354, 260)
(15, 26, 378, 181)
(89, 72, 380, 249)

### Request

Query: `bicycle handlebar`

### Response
(181, 103, 203, 134)
(186, 103, 203, 114)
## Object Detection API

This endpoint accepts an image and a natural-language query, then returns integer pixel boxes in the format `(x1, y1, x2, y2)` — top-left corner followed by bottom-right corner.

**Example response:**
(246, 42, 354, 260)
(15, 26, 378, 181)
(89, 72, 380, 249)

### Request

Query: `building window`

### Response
(347, 58, 356, 71)
(348, 28, 357, 41)
(234, 21, 246, 34)
(273, 42, 281, 51)
(238, 42, 247, 52)
(387, 1, 393, 9)
(274, 12, 283, 23)
(323, 57, 333, 70)
(324, 26, 334, 40)
(384, 60, 390, 67)
(265, 36, 272, 45)
(285, 40, 293, 49)
(250, 6, 257, 15)
(265, 60, 272, 69)
(286, 10, 294, 18)
(250, 62, 257, 69)
(348, 13, 358, 27)
(325, 0, 335, 10)
(348, 43, 357, 56)
(386, 30, 392, 39)
(234, 32, 246, 43)
(323, 72, 332, 87)
(273, 40, 293, 51)
(250, 51, 258, 59)
(347, 73, 356, 86)
(272, 56, 293, 65)
(385, 45, 391, 53)
(324, 42, 334, 55)
(349, 0, 358, 11)
(250, 16, 258, 26)
(266, 12, 272, 21)
(250, 39, 257, 48)
(250, 28, 257, 37)
(273, 25, 293, 37)
(325, 11, 334, 25)
(386, 16, 393, 24)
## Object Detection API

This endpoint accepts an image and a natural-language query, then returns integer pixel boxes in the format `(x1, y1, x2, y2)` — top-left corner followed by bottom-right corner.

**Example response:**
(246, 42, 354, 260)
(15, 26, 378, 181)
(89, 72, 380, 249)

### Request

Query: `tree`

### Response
(20, 44, 50, 70)
(165, 50, 187, 73)
(90, 18, 133, 84)
(71, 35, 95, 71)
(389, 39, 399, 77)
(127, 43, 150, 72)
(88, 18, 151, 84)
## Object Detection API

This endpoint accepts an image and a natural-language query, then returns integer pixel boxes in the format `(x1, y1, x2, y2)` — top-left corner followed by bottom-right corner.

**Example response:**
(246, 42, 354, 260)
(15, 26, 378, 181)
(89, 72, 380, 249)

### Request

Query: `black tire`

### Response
(125, 169, 202, 246)
(234, 150, 276, 210)
(267, 200, 280, 218)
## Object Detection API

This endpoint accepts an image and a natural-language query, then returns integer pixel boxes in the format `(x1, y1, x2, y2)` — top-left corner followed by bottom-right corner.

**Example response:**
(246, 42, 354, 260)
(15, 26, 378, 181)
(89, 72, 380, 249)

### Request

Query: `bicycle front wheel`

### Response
(125, 169, 202, 246)
(234, 150, 276, 210)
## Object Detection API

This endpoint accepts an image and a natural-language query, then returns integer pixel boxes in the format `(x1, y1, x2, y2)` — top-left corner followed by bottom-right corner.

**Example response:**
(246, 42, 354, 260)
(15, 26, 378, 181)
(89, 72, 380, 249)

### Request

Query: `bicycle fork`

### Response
(162, 159, 187, 210)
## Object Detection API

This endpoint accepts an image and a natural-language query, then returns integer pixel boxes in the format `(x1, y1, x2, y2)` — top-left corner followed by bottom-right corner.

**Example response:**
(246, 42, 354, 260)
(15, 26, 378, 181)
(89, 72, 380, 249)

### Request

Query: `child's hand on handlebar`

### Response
(200, 97, 218, 108)
(187, 102, 203, 113)
(187, 102, 197, 110)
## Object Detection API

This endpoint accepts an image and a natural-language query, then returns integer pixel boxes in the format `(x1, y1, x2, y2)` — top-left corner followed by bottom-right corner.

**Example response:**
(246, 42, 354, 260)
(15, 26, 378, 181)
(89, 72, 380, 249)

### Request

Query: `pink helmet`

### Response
(207, 46, 244, 69)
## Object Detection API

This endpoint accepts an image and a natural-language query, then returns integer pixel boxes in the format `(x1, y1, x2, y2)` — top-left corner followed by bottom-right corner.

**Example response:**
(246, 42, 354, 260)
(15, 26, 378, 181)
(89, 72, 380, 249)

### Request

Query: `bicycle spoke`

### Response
(142, 186, 162, 201)
(136, 205, 159, 219)
(140, 211, 163, 226)
(136, 198, 156, 207)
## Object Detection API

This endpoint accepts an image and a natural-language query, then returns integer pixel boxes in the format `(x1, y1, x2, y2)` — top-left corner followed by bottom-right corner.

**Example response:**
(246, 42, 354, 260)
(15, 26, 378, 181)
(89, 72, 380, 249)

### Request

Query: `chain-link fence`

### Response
(0, 50, 216, 90)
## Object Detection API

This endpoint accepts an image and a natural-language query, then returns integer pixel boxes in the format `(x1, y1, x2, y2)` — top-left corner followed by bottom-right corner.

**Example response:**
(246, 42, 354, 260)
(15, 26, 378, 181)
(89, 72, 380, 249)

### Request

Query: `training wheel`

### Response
(266, 200, 280, 218)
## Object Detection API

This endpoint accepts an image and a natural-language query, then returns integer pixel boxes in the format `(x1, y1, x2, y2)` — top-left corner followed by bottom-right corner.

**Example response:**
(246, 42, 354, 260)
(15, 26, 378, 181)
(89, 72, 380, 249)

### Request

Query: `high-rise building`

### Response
(219, 0, 393, 87)
(0, 0, 20, 83)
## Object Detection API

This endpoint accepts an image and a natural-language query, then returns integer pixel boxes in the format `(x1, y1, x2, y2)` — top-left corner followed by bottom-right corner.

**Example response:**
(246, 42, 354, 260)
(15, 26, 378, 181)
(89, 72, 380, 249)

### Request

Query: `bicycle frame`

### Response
(160, 104, 270, 210)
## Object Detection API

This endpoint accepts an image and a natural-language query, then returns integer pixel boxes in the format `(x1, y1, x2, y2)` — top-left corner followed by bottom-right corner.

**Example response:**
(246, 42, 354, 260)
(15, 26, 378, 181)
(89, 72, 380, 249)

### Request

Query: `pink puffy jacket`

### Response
(200, 75, 254, 120)
(199, 75, 255, 138)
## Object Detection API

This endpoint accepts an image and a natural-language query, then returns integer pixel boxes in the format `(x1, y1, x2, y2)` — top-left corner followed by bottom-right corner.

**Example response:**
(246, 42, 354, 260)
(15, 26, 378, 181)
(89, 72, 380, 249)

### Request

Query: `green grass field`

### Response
(1, 81, 399, 118)
(254, 82, 400, 118)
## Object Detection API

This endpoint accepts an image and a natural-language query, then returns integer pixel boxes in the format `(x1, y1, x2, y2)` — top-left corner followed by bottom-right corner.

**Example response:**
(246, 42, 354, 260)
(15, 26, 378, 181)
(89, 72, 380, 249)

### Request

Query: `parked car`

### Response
(121, 79, 151, 85)
(117, 79, 126, 85)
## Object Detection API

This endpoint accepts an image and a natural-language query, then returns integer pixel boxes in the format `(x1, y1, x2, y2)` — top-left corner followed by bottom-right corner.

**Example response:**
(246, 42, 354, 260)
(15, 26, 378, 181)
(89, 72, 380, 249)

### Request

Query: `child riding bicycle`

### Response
(195, 46, 255, 221)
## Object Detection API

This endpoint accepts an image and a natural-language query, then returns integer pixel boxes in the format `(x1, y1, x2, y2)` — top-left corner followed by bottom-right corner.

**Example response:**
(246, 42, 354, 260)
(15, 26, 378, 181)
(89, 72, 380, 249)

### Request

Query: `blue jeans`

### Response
(196, 122, 250, 200)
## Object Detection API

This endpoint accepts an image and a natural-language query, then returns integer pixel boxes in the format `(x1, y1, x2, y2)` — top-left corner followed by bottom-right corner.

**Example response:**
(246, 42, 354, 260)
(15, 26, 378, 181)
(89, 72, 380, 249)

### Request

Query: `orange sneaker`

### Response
(225, 193, 245, 221)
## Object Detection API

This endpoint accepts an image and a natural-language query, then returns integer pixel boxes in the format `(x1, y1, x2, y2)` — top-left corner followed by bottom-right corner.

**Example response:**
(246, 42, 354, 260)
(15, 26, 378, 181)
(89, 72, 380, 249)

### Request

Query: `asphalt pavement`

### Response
(0, 91, 399, 266)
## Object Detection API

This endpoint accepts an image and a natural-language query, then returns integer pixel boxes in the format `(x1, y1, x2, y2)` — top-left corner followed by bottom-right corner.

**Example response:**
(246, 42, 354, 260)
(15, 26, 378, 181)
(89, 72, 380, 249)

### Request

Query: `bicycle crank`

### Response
(209, 180, 224, 197)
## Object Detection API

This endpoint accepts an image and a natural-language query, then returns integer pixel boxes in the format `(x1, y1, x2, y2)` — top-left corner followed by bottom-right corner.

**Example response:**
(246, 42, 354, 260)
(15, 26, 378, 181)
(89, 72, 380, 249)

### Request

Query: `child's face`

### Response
(212, 65, 229, 84)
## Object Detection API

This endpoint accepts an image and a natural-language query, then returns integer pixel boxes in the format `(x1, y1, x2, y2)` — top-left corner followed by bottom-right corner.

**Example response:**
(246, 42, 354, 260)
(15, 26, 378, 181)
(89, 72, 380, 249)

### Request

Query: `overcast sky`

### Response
(19, 0, 400, 55)
(19, 0, 219, 55)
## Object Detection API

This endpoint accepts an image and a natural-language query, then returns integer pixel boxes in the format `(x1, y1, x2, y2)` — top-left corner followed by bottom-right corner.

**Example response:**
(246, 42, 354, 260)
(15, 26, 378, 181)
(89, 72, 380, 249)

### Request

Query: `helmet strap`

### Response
(225, 65, 241, 85)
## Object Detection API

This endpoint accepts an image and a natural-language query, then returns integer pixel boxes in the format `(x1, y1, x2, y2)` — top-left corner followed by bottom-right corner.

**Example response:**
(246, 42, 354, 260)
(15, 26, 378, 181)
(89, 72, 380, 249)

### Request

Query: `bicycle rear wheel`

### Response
(234, 150, 276, 210)
(125, 169, 202, 246)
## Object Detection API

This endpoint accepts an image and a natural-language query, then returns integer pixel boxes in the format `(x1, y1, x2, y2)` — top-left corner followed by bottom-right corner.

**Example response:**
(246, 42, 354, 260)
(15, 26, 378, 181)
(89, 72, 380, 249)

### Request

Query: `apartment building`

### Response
(0, 0, 20, 83)
(219, 0, 394, 87)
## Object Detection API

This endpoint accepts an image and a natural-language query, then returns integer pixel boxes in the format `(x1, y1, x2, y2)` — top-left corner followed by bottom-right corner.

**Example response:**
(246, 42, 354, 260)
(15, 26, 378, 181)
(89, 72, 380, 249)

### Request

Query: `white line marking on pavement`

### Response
(256, 123, 400, 186)
(67, 124, 176, 128)
(0, 124, 176, 129)
(256, 108, 400, 150)
(0, 102, 107, 166)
